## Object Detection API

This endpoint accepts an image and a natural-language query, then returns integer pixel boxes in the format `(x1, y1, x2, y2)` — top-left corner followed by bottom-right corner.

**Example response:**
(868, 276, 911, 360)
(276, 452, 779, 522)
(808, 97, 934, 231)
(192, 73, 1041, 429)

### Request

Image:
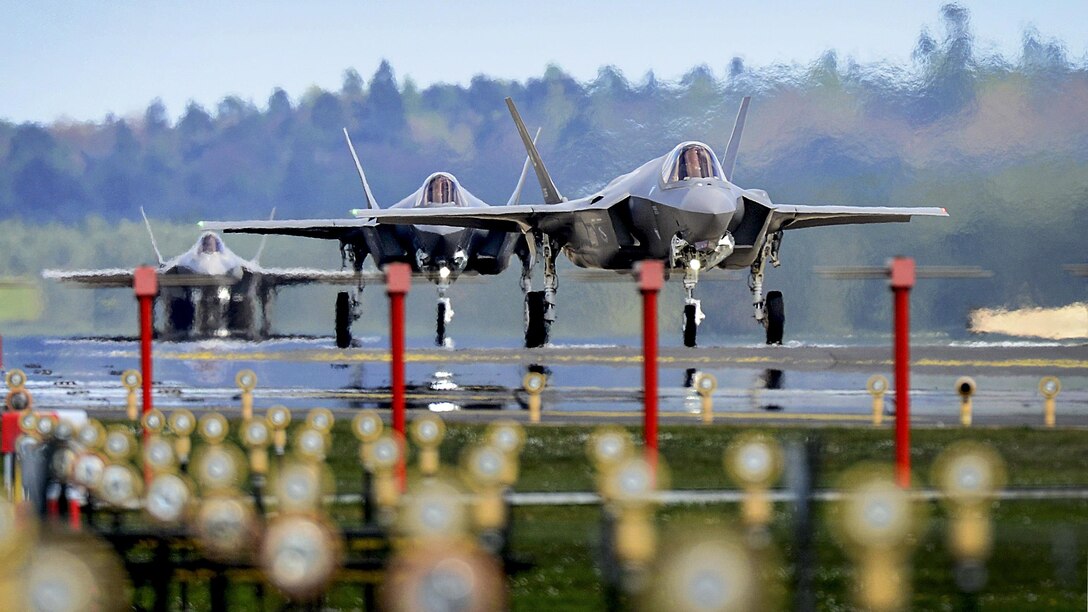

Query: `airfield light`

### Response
(34, 414, 57, 439)
(399, 478, 468, 541)
(168, 409, 195, 467)
(5, 388, 31, 412)
(54, 419, 75, 442)
(142, 408, 165, 435)
(260, 514, 342, 601)
(461, 445, 509, 532)
(409, 414, 446, 477)
(71, 452, 107, 491)
(168, 409, 195, 436)
(645, 534, 759, 612)
(198, 413, 229, 445)
(1039, 376, 1061, 427)
(99, 464, 142, 508)
(295, 427, 329, 463)
(366, 434, 403, 520)
(145, 473, 192, 525)
(305, 408, 335, 434)
(867, 375, 890, 426)
(522, 372, 547, 423)
(381, 542, 506, 612)
(605, 456, 661, 569)
(103, 427, 136, 462)
(932, 442, 1005, 595)
(352, 410, 383, 443)
(51, 447, 76, 482)
(242, 418, 271, 478)
(5, 369, 27, 390)
(486, 420, 525, 486)
(18, 410, 38, 436)
(143, 436, 177, 474)
(76, 420, 106, 450)
(693, 372, 718, 423)
(267, 406, 292, 457)
(121, 369, 141, 421)
(834, 469, 919, 612)
(725, 434, 784, 534)
(587, 427, 634, 478)
(235, 369, 257, 420)
(954, 376, 977, 427)
(193, 444, 245, 492)
(24, 536, 129, 612)
(272, 461, 324, 513)
(193, 495, 259, 563)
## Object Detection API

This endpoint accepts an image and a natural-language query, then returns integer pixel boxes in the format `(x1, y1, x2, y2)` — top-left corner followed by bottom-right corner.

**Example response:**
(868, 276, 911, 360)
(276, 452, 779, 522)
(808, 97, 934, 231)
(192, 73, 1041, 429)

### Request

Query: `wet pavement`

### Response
(3, 336, 1086, 427)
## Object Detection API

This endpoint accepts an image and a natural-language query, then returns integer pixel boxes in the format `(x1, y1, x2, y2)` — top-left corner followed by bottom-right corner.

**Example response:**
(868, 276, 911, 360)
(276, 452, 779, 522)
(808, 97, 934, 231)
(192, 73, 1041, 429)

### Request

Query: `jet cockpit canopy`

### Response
(418, 173, 462, 208)
(661, 142, 724, 185)
(198, 232, 225, 254)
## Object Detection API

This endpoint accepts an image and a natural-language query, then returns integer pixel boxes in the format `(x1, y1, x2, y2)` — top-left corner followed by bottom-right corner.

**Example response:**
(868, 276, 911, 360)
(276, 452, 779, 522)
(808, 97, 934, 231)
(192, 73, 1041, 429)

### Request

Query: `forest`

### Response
(1, 5, 1085, 341)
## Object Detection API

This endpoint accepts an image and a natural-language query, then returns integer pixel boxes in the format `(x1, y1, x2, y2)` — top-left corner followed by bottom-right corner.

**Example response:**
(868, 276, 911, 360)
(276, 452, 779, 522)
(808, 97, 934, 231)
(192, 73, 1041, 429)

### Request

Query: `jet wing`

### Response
(204, 202, 589, 237)
(197, 219, 377, 240)
(768, 205, 948, 231)
(42, 268, 135, 288)
(255, 268, 362, 287)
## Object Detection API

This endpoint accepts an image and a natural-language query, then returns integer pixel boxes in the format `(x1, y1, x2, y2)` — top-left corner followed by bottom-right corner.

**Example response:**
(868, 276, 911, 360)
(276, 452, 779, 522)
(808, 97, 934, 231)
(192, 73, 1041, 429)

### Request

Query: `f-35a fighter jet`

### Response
(202, 130, 537, 348)
(44, 209, 357, 340)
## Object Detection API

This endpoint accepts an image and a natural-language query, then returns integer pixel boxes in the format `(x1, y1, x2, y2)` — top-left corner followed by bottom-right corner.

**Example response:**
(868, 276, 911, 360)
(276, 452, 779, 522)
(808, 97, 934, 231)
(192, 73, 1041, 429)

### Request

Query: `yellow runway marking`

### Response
(149, 349, 1087, 371)
(546, 411, 871, 422)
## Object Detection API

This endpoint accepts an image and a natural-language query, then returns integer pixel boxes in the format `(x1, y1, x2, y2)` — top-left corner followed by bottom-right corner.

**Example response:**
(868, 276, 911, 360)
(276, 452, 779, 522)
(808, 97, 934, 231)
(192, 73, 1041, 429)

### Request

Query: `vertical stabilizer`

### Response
(342, 128, 379, 209)
(720, 96, 751, 182)
(507, 127, 542, 206)
(505, 98, 564, 204)
(139, 207, 165, 265)
(252, 207, 275, 264)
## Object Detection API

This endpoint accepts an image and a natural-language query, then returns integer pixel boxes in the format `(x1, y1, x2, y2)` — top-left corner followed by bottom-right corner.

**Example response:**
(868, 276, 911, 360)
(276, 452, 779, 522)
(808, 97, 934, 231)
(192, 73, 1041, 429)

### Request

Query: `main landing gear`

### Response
(750, 231, 785, 345)
(335, 242, 366, 349)
(435, 265, 455, 347)
(520, 234, 559, 348)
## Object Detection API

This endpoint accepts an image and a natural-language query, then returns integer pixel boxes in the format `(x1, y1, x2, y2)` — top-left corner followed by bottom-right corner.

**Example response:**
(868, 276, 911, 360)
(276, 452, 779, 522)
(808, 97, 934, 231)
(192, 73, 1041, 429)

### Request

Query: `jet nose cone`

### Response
(679, 184, 736, 216)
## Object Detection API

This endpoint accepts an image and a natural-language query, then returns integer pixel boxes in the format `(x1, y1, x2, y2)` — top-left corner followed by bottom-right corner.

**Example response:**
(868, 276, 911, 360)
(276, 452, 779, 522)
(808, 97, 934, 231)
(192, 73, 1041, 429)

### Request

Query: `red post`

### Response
(638, 261, 664, 474)
(68, 496, 81, 530)
(134, 267, 158, 439)
(385, 263, 411, 491)
(889, 257, 915, 488)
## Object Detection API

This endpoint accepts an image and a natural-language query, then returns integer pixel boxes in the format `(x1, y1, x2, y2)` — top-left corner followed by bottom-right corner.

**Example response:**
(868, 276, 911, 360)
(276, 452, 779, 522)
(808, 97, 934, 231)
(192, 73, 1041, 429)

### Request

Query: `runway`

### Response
(5, 336, 1087, 427)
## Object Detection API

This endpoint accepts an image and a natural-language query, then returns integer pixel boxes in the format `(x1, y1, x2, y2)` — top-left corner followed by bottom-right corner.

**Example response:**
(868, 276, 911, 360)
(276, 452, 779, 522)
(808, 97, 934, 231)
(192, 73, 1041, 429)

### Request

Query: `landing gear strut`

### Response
(335, 292, 352, 349)
(681, 262, 705, 348)
(435, 266, 454, 347)
(750, 231, 784, 345)
(335, 241, 366, 349)
(520, 233, 558, 348)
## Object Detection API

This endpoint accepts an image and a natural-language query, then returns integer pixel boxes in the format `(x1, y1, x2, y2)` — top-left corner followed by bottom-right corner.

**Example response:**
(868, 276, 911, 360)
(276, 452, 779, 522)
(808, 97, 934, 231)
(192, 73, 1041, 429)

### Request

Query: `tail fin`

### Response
(505, 98, 564, 204)
(720, 96, 750, 182)
(252, 207, 275, 264)
(342, 128, 379, 209)
(507, 127, 542, 206)
(139, 207, 165, 265)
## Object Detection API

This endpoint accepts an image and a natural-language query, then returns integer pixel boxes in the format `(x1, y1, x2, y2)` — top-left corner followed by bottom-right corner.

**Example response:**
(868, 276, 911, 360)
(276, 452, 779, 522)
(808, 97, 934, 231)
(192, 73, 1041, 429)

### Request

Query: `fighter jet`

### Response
(43, 209, 356, 340)
(201, 129, 537, 348)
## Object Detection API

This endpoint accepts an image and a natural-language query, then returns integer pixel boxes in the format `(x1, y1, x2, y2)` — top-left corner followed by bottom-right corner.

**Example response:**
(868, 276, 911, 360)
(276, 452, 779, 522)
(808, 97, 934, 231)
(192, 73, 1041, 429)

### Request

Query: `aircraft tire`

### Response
(683, 304, 698, 347)
(436, 302, 447, 346)
(169, 297, 195, 334)
(335, 292, 352, 349)
(765, 291, 784, 345)
(525, 291, 547, 348)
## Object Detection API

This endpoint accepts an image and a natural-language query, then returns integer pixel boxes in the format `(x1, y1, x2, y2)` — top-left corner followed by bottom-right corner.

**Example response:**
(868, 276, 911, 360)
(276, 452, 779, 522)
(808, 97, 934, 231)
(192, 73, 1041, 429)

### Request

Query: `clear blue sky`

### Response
(1, 0, 1083, 124)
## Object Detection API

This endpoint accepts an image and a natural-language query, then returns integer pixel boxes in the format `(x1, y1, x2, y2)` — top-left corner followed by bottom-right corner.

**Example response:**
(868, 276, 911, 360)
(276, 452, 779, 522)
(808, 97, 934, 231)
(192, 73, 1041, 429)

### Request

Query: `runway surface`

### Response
(4, 336, 1086, 427)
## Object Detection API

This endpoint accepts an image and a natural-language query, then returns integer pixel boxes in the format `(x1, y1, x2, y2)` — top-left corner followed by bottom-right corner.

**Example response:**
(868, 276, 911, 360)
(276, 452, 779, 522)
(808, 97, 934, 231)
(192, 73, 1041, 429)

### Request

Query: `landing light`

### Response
(689, 259, 702, 271)
(439, 266, 451, 280)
